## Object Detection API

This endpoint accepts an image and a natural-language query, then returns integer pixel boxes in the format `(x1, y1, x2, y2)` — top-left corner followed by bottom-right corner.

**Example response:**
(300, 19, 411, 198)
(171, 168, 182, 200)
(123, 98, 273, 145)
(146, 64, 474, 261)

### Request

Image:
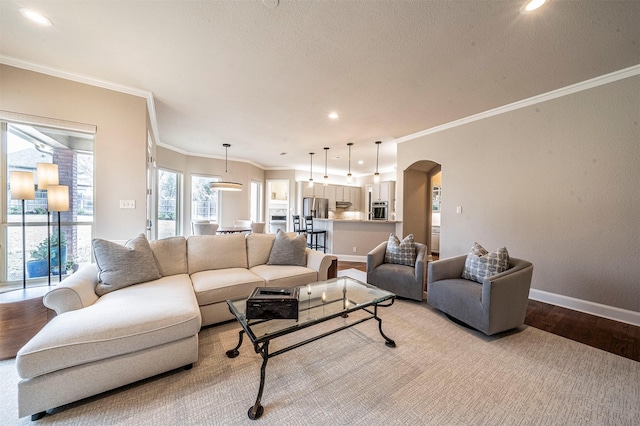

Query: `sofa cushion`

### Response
(16, 275, 200, 379)
(267, 230, 307, 266)
(246, 233, 276, 268)
(384, 233, 416, 267)
(150, 236, 188, 276)
(187, 234, 248, 274)
(251, 264, 318, 288)
(93, 234, 162, 296)
(190, 268, 264, 306)
(461, 242, 510, 284)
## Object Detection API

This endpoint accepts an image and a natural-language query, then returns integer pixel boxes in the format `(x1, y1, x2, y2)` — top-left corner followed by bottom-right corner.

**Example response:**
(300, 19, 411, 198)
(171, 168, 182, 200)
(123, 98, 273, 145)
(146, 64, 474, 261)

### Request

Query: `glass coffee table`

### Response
(226, 276, 396, 419)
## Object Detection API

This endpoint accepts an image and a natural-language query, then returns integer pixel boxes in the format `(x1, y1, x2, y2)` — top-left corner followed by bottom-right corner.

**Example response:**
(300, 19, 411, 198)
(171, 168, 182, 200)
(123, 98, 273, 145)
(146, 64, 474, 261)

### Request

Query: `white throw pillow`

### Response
(461, 242, 509, 284)
(384, 233, 416, 267)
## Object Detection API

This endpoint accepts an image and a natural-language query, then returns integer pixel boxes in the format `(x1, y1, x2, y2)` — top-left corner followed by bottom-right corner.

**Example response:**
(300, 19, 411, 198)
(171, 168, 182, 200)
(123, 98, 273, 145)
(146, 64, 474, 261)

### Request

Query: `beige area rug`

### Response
(1, 293, 639, 425)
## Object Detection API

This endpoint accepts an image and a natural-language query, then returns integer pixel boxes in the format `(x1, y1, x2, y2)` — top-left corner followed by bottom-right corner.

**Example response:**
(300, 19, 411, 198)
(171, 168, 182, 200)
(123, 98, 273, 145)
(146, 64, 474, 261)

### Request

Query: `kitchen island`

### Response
(312, 219, 402, 261)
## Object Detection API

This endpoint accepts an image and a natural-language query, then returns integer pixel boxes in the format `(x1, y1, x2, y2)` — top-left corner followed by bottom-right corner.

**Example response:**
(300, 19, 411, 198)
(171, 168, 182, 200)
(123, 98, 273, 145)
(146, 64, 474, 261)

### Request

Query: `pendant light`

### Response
(210, 144, 243, 191)
(373, 140, 381, 184)
(323, 147, 329, 186)
(346, 143, 353, 183)
(308, 152, 315, 188)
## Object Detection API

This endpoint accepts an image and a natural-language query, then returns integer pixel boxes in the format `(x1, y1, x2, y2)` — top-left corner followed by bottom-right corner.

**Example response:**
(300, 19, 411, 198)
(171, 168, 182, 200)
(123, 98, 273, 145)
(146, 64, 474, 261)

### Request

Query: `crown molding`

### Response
(395, 64, 640, 144)
(156, 141, 265, 169)
(0, 55, 160, 148)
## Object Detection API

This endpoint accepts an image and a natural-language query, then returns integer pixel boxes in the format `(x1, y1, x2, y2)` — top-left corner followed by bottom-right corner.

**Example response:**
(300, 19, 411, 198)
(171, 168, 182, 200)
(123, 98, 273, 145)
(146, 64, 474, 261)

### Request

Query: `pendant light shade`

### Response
(373, 141, 381, 184)
(308, 152, 315, 188)
(346, 143, 353, 183)
(323, 147, 329, 186)
(210, 144, 243, 191)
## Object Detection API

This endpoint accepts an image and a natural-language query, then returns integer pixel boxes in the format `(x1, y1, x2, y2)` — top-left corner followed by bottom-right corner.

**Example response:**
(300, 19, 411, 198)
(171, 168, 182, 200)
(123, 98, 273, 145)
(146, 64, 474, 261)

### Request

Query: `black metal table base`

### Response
(226, 301, 395, 419)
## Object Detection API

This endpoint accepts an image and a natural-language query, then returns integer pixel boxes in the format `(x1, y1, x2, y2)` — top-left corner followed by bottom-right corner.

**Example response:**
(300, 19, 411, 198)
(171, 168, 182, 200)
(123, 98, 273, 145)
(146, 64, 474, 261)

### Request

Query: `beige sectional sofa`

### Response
(16, 232, 333, 420)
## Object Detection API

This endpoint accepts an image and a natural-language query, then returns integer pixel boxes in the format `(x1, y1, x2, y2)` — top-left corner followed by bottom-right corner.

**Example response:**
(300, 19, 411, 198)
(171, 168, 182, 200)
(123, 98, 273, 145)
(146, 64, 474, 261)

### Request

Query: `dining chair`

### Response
(250, 222, 266, 233)
(192, 222, 219, 236)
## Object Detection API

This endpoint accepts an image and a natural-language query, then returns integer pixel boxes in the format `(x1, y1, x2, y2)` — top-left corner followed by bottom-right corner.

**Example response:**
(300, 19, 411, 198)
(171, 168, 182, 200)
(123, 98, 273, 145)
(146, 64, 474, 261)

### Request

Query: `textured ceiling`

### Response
(1, 0, 639, 177)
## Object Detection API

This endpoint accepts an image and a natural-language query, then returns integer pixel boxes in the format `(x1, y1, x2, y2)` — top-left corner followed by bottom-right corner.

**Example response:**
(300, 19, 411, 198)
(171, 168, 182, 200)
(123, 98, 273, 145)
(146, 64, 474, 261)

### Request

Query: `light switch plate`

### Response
(456, 206, 462, 214)
(120, 200, 135, 209)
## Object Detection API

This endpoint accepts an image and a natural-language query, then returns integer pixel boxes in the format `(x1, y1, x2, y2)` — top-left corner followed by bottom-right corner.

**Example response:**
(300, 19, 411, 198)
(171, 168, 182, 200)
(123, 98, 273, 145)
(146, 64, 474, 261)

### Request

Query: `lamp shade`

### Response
(209, 181, 243, 191)
(47, 185, 70, 212)
(9, 171, 35, 200)
(36, 163, 59, 190)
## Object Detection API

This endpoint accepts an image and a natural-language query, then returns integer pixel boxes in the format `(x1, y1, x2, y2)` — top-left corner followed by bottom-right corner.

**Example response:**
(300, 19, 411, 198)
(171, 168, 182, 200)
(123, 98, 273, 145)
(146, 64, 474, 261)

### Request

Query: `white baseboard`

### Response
(529, 289, 640, 327)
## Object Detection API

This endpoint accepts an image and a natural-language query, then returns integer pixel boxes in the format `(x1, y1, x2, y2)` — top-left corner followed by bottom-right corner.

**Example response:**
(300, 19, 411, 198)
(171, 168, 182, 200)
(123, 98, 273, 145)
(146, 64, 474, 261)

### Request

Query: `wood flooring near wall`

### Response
(338, 261, 640, 363)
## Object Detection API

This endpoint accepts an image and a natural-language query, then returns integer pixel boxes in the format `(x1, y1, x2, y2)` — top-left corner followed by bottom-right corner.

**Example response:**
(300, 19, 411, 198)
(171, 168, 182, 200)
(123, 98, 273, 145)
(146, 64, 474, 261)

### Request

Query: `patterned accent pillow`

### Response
(267, 229, 307, 266)
(384, 233, 416, 267)
(461, 242, 509, 284)
(94, 233, 162, 296)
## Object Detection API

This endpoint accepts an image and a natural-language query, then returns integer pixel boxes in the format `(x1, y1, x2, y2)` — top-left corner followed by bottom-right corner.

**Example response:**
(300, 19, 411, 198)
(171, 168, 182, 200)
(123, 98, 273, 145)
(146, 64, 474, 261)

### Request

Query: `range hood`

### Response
(336, 201, 352, 208)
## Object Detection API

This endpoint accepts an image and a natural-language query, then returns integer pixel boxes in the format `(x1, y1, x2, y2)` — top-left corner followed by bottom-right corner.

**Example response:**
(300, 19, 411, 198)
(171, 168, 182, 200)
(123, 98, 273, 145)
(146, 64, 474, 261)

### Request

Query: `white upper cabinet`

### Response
(371, 181, 395, 202)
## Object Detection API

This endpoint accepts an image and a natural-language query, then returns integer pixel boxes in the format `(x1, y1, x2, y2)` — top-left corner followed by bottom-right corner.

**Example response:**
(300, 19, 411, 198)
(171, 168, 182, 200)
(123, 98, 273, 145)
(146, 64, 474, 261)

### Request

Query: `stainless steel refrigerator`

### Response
(303, 197, 328, 218)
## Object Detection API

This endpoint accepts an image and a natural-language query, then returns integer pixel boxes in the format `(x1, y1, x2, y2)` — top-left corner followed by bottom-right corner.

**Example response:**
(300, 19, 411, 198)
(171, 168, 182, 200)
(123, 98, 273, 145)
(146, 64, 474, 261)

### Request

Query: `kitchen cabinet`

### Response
(325, 185, 337, 210)
(348, 186, 361, 211)
(325, 184, 361, 211)
(371, 181, 395, 202)
(301, 182, 325, 198)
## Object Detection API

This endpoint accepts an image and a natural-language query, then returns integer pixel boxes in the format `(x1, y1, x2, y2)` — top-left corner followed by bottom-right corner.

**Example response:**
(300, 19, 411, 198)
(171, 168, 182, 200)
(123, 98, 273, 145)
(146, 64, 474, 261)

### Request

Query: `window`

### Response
(191, 175, 219, 222)
(250, 180, 262, 223)
(157, 169, 181, 239)
(2, 120, 94, 288)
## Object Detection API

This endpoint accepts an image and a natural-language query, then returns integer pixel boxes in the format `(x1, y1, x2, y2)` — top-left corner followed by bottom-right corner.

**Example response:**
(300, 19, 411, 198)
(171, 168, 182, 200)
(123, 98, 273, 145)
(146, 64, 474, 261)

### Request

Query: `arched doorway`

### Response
(402, 160, 441, 257)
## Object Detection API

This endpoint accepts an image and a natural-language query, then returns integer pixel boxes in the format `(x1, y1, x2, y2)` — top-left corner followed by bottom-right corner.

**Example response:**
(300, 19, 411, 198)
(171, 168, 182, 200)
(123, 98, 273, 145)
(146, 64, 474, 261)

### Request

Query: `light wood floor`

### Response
(338, 261, 639, 362)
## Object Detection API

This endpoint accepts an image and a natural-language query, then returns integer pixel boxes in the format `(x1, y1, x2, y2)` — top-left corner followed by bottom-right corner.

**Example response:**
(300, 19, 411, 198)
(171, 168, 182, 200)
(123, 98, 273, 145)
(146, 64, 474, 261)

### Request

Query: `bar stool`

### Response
(304, 216, 326, 253)
(292, 215, 305, 234)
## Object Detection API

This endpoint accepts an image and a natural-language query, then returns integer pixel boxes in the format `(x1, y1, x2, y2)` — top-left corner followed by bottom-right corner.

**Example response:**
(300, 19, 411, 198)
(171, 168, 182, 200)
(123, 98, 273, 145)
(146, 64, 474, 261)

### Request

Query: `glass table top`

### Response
(227, 276, 395, 343)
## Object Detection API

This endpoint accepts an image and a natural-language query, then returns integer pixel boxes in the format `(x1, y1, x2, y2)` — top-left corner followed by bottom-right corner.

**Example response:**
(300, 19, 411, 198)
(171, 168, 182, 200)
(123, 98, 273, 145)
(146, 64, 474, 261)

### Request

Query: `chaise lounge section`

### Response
(16, 232, 333, 420)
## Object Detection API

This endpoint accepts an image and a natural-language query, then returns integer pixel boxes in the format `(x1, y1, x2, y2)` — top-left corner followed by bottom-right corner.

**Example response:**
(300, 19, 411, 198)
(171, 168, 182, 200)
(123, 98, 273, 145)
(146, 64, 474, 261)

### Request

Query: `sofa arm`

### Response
(427, 254, 467, 284)
(43, 263, 100, 315)
(306, 249, 334, 281)
(414, 243, 427, 282)
(367, 242, 387, 272)
(482, 258, 534, 307)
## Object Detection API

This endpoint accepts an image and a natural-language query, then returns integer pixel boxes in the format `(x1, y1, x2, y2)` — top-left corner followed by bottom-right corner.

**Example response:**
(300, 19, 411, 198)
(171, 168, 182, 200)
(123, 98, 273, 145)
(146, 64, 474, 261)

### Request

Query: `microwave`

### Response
(371, 201, 388, 220)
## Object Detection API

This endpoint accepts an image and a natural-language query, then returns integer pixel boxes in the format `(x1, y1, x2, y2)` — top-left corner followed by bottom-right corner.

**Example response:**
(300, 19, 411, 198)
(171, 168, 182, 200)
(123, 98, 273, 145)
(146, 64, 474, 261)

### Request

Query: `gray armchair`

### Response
(366, 242, 427, 301)
(427, 255, 533, 335)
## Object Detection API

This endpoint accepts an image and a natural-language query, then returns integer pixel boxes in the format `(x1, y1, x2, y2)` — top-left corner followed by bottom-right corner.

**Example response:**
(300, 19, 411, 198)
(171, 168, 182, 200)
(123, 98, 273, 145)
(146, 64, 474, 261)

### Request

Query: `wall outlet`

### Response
(352, 246, 357, 253)
(120, 200, 136, 209)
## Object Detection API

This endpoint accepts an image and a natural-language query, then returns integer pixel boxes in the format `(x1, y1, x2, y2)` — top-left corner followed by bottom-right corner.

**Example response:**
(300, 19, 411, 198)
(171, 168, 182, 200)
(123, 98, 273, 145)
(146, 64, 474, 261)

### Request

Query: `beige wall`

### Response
(0, 64, 149, 240)
(155, 146, 265, 232)
(397, 75, 640, 313)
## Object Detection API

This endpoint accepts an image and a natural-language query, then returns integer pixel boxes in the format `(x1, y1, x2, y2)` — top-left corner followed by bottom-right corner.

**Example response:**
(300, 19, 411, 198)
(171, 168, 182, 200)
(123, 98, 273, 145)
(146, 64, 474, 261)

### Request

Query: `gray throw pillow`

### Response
(267, 229, 307, 266)
(384, 233, 416, 266)
(461, 242, 509, 284)
(94, 233, 162, 296)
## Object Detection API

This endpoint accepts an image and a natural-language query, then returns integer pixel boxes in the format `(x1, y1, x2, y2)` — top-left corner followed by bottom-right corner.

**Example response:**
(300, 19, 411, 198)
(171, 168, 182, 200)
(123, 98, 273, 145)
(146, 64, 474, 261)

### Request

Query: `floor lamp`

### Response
(9, 171, 35, 289)
(47, 185, 69, 283)
(36, 163, 59, 286)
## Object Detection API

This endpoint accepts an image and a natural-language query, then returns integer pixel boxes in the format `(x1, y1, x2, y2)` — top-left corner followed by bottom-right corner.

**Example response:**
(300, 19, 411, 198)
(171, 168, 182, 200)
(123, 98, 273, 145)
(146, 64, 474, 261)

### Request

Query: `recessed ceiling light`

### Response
(20, 8, 53, 26)
(358, 160, 364, 165)
(328, 112, 339, 120)
(521, 0, 549, 13)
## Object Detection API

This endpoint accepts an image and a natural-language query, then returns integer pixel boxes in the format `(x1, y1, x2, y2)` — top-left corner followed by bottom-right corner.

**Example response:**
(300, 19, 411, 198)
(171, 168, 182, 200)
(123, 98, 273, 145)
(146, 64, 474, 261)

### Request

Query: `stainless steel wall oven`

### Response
(371, 201, 388, 220)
